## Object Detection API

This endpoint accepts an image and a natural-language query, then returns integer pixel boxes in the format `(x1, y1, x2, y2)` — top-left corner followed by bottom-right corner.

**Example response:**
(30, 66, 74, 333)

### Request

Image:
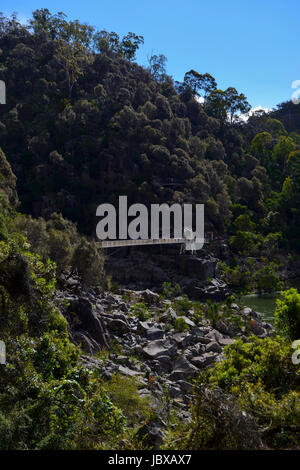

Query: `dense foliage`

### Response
(0, 198, 129, 449)
(170, 335, 300, 450)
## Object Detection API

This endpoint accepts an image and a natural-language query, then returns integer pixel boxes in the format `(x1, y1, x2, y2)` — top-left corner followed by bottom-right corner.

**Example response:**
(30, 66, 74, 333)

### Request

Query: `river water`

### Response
(240, 293, 279, 323)
(240, 280, 300, 324)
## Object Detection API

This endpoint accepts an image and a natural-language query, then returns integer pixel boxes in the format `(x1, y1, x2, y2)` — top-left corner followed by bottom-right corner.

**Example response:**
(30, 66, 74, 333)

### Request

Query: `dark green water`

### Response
(240, 293, 279, 323)
(240, 280, 300, 323)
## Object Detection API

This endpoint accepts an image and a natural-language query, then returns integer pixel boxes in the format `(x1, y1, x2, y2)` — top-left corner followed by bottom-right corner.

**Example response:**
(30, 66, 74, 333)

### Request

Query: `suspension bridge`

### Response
(99, 233, 213, 249)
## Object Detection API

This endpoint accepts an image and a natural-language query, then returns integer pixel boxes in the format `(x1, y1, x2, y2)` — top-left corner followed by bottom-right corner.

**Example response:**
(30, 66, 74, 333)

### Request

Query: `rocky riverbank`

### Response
(54, 276, 274, 447)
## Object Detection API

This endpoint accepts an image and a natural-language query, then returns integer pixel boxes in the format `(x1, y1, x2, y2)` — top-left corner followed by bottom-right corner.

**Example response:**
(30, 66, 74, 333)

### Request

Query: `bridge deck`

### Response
(99, 238, 208, 248)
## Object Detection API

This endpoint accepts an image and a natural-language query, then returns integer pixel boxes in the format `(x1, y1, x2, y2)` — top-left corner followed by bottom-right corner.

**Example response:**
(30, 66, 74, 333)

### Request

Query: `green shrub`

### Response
(178, 336, 300, 449)
(71, 238, 105, 287)
(161, 282, 182, 299)
(130, 302, 151, 321)
(174, 317, 189, 332)
(103, 374, 151, 427)
(229, 231, 259, 256)
(0, 204, 127, 449)
(173, 295, 193, 316)
(274, 288, 300, 340)
(15, 212, 105, 286)
(254, 264, 282, 293)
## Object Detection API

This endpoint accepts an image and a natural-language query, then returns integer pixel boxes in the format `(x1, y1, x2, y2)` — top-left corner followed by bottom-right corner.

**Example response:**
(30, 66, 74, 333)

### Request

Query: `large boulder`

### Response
(142, 289, 160, 305)
(168, 355, 199, 381)
(191, 353, 217, 368)
(159, 307, 177, 324)
(147, 327, 165, 341)
(172, 332, 193, 348)
(143, 339, 177, 359)
(137, 322, 165, 340)
(191, 278, 230, 301)
(118, 365, 141, 377)
(104, 317, 130, 335)
(154, 355, 173, 373)
(137, 321, 153, 337)
(206, 341, 222, 353)
(68, 298, 109, 348)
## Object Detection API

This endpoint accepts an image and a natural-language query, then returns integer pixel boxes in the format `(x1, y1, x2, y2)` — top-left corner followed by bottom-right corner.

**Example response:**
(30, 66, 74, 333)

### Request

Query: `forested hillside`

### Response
(1, 8, 300, 248)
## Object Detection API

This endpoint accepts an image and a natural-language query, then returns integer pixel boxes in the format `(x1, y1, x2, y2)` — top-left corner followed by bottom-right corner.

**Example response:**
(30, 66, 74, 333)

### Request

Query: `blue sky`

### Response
(2, 0, 300, 110)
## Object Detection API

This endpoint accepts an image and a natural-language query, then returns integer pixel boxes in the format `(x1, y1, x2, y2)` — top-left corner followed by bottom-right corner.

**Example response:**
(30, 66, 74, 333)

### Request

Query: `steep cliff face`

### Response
(105, 244, 228, 300)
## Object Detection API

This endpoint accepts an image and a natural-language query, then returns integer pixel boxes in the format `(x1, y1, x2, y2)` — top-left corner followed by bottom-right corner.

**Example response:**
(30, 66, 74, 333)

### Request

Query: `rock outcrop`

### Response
(55, 279, 274, 432)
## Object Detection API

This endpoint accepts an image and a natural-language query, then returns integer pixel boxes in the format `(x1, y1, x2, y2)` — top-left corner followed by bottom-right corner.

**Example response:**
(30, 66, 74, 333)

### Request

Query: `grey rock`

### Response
(242, 307, 253, 316)
(181, 348, 194, 361)
(138, 388, 151, 399)
(177, 380, 193, 393)
(250, 320, 266, 337)
(137, 321, 153, 336)
(147, 327, 165, 341)
(262, 321, 273, 331)
(143, 339, 177, 359)
(177, 409, 192, 424)
(105, 318, 130, 335)
(177, 316, 196, 328)
(68, 298, 109, 348)
(106, 293, 118, 304)
(168, 367, 197, 381)
(192, 277, 230, 301)
(172, 332, 193, 348)
(219, 338, 235, 346)
(206, 341, 222, 353)
(188, 344, 205, 356)
(174, 355, 193, 370)
(231, 303, 240, 311)
(65, 277, 79, 288)
(205, 330, 218, 341)
(155, 355, 173, 373)
(133, 344, 143, 355)
(111, 312, 128, 322)
(142, 289, 160, 305)
(115, 355, 128, 364)
(196, 327, 211, 335)
(215, 319, 230, 335)
(215, 353, 226, 363)
(118, 366, 141, 377)
(169, 356, 199, 381)
(118, 302, 129, 313)
(190, 327, 205, 338)
(191, 353, 216, 368)
(160, 307, 177, 324)
(195, 336, 212, 345)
